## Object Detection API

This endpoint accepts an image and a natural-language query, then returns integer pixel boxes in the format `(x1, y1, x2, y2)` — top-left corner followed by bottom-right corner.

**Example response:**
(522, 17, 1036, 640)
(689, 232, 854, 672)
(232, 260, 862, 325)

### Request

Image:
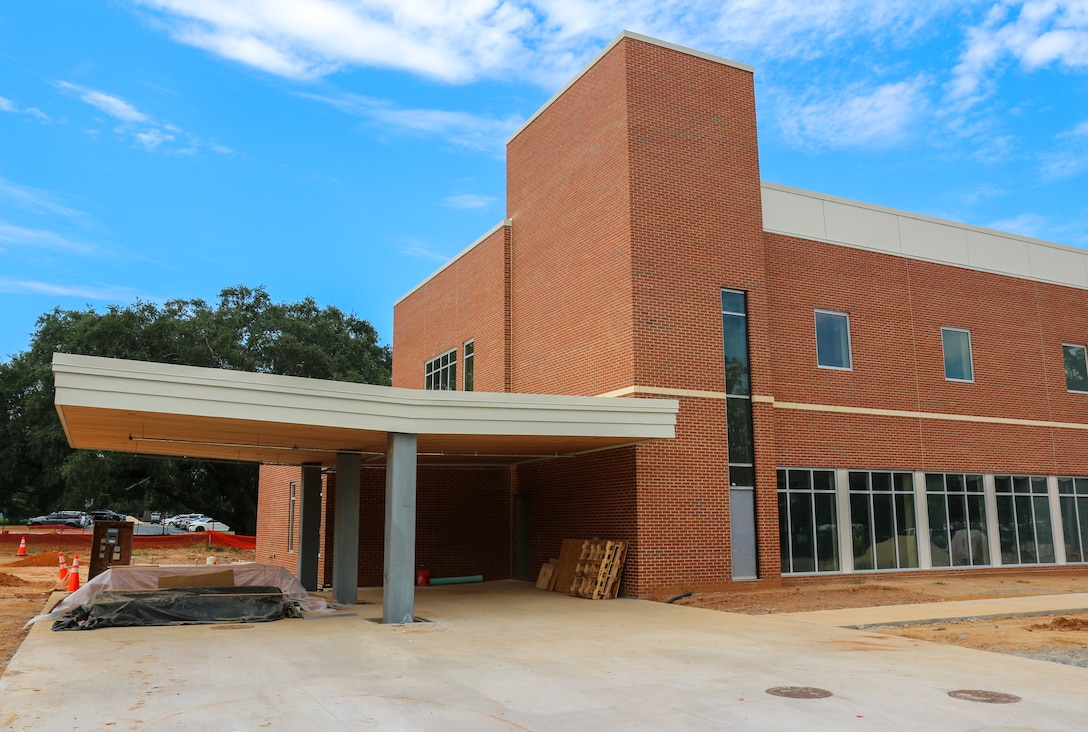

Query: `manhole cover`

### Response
(948, 690, 1021, 704)
(765, 686, 833, 699)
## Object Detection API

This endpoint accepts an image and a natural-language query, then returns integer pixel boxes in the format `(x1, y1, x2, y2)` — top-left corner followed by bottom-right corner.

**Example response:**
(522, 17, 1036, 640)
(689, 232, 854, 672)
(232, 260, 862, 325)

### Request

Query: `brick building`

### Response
(256, 31, 1088, 597)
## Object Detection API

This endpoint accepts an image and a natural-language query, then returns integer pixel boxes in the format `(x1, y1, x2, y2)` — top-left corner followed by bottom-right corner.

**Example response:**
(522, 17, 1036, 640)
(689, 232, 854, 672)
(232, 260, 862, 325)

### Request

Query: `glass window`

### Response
(994, 476, 1055, 565)
(777, 468, 839, 574)
(424, 349, 457, 390)
(463, 340, 475, 392)
(925, 473, 989, 567)
(287, 481, 297, 553)
(942, 327, 974, 382)
(1058, 477, 1088, 563)
(1063, 344, 1088, 393)
(722, 290, 755, 488)
(848, 471, 919, 570)
(815, 310, 852, 370)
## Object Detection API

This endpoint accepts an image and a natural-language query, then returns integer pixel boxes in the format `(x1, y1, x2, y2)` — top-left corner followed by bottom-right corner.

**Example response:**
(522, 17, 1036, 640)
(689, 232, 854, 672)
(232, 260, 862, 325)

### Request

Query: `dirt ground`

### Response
(671, 572, 1088, 667)
(0, 545, 256, 676)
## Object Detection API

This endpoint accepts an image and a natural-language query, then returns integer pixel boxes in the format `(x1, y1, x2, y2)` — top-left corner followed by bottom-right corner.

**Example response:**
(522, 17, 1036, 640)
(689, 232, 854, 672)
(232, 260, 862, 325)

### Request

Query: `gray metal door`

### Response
(731, 487, 758, 579)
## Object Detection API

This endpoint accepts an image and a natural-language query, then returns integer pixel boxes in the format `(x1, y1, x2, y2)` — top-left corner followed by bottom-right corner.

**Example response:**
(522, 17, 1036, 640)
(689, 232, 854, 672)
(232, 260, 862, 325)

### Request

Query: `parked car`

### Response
(27, 511, 88, 528)
(149, 511, 162, 524)
(165, 513, 205, 530)
(87, 509, 127, 523)
(187, 518, 230, 532)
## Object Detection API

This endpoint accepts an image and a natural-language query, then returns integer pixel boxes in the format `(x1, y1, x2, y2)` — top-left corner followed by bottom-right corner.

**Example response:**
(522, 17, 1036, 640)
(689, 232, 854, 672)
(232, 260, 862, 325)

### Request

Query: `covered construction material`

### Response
(27, 562, 330, 628)
(52, 586, 293, 630)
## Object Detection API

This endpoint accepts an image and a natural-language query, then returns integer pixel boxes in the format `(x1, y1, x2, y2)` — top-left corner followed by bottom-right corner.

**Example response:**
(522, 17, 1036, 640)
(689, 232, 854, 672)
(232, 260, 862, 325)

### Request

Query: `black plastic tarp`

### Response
(52, 586, 298, 631)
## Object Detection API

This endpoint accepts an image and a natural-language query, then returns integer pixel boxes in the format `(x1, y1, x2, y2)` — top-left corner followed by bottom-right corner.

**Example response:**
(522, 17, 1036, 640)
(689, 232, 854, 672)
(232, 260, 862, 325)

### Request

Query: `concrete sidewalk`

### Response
(2, 581, 1087, 731)
(778, 592, 1088, 628)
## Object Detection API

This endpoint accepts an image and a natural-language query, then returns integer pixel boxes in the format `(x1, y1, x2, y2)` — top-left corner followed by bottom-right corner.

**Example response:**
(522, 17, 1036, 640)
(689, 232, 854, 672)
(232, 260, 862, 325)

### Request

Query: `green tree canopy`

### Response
(0, 286, 391, 533)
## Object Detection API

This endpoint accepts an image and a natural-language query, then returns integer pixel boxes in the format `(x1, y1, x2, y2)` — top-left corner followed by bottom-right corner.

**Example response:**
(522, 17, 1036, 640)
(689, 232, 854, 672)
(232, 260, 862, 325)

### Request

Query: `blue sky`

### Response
(1, 1, 1086, 360)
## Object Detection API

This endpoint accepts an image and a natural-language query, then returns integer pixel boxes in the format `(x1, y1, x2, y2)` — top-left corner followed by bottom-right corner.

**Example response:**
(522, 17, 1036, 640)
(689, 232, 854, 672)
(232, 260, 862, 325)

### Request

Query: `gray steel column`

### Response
(297, 464, 322, 591)
(332, 453, 361, 604)
(383, 432, 417, 624)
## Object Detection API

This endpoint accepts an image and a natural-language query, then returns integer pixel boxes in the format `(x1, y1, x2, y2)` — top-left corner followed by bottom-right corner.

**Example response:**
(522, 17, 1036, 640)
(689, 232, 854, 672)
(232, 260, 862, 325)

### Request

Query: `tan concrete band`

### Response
(598, 385, 1088, 432)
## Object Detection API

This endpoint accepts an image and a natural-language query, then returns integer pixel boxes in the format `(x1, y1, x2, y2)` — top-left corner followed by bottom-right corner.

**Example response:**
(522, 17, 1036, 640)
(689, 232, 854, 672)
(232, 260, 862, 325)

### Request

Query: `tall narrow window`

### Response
(994, 475, 1054, 565)
(848, 471, 919, 570)
(463, 340, 475, 391)
(814, 310, 852, 369)
(925, 473, 989, 567)
(1058, 477, 1088, 563)
(723, 290, 757, 579)
(941, 327, 974, 382)
(424, 349, 457, 390)
(777, 468, 839, 574)
(287, 481, 297, 553)
(1063, 344, 1088, 393)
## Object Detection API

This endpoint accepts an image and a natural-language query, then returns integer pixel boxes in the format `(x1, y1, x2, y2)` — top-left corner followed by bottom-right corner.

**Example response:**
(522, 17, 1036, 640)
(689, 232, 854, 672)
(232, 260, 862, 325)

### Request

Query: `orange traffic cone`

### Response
(58, 552, 68, 580)
(17, 536, 26, 556)
(66, 553, 80, 592)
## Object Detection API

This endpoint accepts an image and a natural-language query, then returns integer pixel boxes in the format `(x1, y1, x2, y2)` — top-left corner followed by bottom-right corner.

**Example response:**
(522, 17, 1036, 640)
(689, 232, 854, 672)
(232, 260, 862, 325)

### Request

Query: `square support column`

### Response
(383, 432, 417, 624)
(332, 453, 361, 604)
(297, 464, 322, 592)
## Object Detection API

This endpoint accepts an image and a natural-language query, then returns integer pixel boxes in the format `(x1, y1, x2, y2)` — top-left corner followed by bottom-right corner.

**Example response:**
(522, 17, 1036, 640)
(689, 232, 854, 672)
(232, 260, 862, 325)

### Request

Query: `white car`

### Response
(166, 513, 205, 530)
(187, 518, 230, 532)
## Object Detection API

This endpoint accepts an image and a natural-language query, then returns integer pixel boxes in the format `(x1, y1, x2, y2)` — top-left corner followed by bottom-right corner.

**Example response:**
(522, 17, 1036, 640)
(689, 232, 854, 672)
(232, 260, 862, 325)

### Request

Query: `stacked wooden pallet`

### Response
(570, 539, 628, 600)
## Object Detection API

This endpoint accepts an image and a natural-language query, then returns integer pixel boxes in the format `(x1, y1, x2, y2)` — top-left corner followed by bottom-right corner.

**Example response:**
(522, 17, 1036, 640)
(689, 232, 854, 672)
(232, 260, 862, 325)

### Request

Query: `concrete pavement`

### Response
(2, 581, 1087, 731)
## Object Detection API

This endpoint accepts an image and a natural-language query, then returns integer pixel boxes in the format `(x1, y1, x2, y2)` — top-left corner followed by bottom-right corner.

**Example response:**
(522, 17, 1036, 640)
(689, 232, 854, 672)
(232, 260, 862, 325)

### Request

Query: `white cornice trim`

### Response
(772, 400, 1088, 431)
(761, 181, 1088, 290)
(596, 384, 1088, 431)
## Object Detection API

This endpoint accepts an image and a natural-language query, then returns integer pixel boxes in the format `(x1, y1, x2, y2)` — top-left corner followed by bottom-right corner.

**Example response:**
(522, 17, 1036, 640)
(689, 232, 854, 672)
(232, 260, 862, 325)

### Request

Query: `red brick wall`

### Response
(506, 38, 634, 396)
(327, 466, 512, 587)
(514, 448, 637, 593)
(621, 39, 780, 590)
(256, 464, 302, 572)
(765, 233, 1088, 475)
(392, 224, 510, 393)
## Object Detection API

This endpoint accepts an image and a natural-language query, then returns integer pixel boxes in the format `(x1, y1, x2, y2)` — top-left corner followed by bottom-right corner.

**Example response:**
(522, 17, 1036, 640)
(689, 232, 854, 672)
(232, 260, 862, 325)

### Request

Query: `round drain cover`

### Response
(948, 690, 1021, 704)
(765, 686, 833, 699)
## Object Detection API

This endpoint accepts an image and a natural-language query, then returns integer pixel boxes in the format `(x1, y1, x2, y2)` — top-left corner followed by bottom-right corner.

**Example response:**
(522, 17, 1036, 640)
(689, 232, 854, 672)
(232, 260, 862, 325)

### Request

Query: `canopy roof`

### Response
(52, 353, 678, 466)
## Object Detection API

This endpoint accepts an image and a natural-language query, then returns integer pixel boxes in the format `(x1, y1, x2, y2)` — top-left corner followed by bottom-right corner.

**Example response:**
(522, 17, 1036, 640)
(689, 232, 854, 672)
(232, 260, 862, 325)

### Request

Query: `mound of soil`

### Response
(1031, 616, 1088, 632)
(0, 572, 31, 587)
(9, 553, 67, 568)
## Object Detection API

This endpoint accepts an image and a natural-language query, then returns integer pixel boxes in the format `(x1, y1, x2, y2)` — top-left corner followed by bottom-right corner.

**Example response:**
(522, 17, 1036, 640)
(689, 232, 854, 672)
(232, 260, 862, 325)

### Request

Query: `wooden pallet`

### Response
(570, 539, 628, 600)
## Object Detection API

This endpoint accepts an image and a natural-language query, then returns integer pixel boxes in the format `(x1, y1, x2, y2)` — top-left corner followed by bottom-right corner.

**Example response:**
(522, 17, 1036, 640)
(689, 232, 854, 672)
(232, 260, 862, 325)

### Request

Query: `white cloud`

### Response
(444, 193, 497, 209)
(0, 177, 86, 219)
(54, 81, 229, 156)
(0, 277, 138, 300)
(0, 96, 13, 112)
(134, 128, 176, 150)
(986, 211, 1049, 238)
(301, 91, 521, 152)
(396, 237, 452, 260)
(1038, 118, 1088, 180)
(0, 222, 98, 255)
(132, 1, 967, 86)
(56, 81, 148, 122)
(777, 75, 929, 149)
(24, 107, 51, 122)
(950, 1, 1088, 108)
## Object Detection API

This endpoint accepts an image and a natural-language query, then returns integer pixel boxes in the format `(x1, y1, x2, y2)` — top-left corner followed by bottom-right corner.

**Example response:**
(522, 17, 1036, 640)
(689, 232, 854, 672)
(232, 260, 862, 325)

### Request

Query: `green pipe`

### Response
(428, 575, 483, 585)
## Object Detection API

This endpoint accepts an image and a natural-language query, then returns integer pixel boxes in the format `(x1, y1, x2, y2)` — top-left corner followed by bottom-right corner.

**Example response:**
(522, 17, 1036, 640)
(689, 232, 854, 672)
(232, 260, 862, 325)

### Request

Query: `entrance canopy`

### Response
(52, 353, 678, 466)
(52, 352, 678, 623)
